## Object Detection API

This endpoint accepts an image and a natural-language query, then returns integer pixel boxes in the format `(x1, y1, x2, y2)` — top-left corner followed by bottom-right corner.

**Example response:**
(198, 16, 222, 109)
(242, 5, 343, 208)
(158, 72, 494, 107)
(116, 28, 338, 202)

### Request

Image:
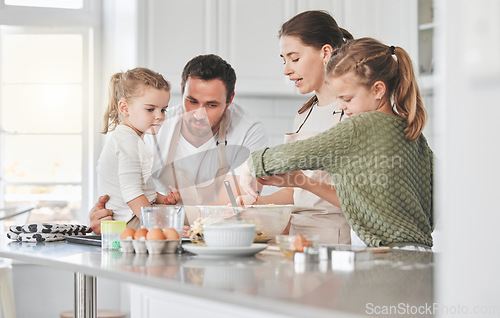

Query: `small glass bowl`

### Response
(275, 234, 319, 258)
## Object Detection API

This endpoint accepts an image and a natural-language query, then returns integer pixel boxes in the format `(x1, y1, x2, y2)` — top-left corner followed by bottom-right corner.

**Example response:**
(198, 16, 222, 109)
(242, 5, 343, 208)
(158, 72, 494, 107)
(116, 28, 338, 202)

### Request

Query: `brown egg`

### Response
(163, 228, 180, 240)
(134, 228, 149, 240)
(147, 228, 166, 240)
(120, 228, 136, 240)
(294, 234, 312, 253)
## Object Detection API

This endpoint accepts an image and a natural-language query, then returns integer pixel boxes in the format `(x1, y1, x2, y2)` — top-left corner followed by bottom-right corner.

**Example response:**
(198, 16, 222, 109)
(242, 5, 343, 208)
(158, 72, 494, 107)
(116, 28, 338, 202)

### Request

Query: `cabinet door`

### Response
(218, 0, 297, 95)
(142, 0, 218, 92)
(341, 0, 418, 59)
(140, 0, 418, 95)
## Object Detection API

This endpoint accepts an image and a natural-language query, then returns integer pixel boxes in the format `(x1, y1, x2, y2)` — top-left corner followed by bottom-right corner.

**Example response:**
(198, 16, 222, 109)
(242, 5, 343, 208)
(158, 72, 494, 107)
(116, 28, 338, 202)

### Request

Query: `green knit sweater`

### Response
(250, 111, 433, 247)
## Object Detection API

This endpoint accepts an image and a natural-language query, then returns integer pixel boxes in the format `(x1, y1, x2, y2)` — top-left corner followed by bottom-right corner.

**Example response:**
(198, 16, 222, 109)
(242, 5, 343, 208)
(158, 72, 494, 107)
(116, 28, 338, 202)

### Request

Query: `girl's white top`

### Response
(97, 125, 157, 222)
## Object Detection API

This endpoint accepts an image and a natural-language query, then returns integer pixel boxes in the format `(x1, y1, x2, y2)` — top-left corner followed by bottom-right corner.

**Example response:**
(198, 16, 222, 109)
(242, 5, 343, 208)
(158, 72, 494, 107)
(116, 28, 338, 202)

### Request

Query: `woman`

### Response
(242, 38, 434, 249)
(246, 11, 353, 244)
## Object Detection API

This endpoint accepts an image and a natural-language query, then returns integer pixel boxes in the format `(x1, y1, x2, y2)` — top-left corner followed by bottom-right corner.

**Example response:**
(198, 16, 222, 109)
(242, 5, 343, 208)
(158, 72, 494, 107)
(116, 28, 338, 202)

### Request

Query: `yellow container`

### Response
(101, 221, 126, 249)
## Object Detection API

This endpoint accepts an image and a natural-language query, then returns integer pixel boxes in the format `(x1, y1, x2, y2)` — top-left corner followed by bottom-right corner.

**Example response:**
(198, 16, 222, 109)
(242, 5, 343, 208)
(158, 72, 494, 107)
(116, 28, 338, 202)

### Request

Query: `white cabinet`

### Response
(140, 0, 297, 95)
(129, 285, 288, 318)
(139, 0, 218, 90)
(126, 0, 419, 95)
(337, 0, 418, 61)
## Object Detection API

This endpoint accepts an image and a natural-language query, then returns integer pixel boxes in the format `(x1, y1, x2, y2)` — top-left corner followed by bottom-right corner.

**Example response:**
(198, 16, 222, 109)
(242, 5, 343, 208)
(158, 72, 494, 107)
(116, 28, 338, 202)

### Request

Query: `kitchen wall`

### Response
(435, 0, 500, 316)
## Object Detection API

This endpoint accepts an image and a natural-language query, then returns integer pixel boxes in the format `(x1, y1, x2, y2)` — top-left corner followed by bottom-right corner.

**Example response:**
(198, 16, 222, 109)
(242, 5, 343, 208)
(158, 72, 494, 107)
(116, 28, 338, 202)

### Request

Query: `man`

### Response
(90, 54, 268, 234)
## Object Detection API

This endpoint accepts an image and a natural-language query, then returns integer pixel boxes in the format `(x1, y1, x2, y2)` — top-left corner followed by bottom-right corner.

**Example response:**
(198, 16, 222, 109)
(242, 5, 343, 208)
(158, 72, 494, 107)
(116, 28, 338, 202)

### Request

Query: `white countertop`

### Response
(0, 237, 434, 317)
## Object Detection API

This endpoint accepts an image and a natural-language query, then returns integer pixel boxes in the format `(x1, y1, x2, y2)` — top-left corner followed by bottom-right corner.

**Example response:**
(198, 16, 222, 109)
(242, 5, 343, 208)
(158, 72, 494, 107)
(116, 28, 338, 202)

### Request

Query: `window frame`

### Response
(0, 0, 101, 224)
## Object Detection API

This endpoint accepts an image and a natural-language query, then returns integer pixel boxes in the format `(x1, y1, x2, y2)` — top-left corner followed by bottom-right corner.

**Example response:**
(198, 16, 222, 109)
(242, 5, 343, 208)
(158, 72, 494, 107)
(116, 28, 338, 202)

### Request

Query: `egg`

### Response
(147, 228, 166, 240)
(120, 228, 136, 240)
(163, 228, 180, 240)
(294, 234, 312, 252)
(134, 228, 149, 240)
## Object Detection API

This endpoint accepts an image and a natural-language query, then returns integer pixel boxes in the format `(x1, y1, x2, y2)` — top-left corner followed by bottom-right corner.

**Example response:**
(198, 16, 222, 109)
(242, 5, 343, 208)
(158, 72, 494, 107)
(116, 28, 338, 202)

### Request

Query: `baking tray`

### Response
(65, 235, 101, 247)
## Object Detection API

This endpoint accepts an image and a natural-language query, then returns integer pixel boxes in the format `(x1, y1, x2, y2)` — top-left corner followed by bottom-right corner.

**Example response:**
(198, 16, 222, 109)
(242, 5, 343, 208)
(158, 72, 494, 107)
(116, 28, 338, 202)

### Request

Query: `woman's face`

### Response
(279, 35, 328, 95)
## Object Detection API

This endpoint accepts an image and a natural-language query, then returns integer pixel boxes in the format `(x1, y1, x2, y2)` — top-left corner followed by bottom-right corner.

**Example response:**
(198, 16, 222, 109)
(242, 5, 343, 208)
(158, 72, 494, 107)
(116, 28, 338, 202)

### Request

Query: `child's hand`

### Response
(163, 186, 181, 205)
(182, 225, 190, 238)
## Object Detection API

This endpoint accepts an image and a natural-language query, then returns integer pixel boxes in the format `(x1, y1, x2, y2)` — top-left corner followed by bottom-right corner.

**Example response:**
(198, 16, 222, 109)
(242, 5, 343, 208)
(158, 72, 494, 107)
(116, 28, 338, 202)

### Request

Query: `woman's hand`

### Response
(89, 195, 114, 235)
(258, 171, 309, 188)
(163, 186, 181, 205)
(182, 225, 190, 238)
(239, 161, 259, 200)
(235, 194, 258, 206)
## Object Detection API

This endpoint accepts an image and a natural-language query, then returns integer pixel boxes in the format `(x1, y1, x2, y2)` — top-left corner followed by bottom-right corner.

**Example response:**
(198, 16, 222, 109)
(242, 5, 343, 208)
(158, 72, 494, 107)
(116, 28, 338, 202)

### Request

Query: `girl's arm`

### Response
(258, 171, 341, 207)
(254, 187, 293, 205)
(236, 187, 294, 206)
(240, 120, 354, 198)
(127, 195, 152, 218)
(250, 119, 354, 178)
(292, 177, 341, 207)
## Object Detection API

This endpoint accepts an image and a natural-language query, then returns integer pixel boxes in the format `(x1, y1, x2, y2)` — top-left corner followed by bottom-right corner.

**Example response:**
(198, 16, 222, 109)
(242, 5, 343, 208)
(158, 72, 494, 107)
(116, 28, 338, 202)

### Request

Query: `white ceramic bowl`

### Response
(203, 222, 256, 247)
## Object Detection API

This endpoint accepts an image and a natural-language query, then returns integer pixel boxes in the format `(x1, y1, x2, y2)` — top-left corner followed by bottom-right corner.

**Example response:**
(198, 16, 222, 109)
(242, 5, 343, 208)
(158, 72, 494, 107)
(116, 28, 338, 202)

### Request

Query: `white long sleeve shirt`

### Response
(97, 125, 157, 222)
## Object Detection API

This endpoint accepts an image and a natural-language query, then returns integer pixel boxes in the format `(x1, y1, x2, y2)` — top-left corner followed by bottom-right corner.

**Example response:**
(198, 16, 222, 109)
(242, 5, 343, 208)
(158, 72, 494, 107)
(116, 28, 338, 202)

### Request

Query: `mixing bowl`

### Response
(186, 205, 292, 243)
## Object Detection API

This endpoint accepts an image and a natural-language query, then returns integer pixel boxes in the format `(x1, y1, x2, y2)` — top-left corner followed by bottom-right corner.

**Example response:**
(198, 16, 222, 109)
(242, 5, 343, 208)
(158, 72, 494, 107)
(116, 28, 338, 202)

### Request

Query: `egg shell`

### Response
(120, 228, 136, 240)
(134, 228, 149, 240)
(147, 228, 166, 240)
(294, 234, 312, 252)
(163, 228, 180, 240)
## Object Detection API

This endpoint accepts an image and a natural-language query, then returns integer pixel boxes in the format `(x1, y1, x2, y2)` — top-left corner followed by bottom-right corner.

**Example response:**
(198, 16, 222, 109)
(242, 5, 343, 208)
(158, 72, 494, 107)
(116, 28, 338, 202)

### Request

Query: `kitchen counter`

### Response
(0, 237, 434, 317)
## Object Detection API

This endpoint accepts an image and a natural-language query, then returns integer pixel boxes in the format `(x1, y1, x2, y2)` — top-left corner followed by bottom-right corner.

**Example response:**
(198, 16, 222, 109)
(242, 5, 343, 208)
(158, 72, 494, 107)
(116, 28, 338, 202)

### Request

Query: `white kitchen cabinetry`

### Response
(140, 0, 296, 95)
(129, 285, 288, 318)
(138, 0, 418, 96)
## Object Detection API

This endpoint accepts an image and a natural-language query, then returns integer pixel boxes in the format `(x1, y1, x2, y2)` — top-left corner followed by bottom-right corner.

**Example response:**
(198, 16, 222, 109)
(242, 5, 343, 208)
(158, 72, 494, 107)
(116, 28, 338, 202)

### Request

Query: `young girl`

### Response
(242, 38, 434, 249)
(243, 10, 353, 244)
(97, 67, 179, 224)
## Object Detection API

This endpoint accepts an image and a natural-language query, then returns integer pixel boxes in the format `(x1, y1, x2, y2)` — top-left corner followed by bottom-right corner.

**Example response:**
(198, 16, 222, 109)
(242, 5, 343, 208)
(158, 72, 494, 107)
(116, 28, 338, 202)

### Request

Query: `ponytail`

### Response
(298, 95, 318, 114)
(392, 47, 427, 141)
(340, 27, 353, 41)
(102, 73, 122, 134)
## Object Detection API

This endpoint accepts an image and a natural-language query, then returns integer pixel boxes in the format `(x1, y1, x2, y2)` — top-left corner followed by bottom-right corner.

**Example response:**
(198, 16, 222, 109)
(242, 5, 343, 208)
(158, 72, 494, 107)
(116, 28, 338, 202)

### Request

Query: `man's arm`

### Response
(89, 195, 113, 234)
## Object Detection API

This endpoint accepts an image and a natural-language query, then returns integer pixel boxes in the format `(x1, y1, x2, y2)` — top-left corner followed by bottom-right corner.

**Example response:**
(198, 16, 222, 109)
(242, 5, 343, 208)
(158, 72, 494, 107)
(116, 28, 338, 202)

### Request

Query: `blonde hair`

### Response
(102, 67, 171, 134)
(326, 37, 427, 141)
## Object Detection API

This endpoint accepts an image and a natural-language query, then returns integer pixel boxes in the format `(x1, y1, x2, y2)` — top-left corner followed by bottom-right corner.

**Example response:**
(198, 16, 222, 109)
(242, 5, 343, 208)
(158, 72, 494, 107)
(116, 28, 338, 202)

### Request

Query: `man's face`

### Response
(181, 77, 233, 142)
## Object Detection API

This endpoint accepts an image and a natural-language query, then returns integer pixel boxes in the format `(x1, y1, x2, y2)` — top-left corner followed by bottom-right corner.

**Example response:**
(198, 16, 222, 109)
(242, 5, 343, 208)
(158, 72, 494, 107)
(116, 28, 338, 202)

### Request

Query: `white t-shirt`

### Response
(293, 101, 340, 133)
(97, 125, 157, 222)
(147, 103, 268, 201)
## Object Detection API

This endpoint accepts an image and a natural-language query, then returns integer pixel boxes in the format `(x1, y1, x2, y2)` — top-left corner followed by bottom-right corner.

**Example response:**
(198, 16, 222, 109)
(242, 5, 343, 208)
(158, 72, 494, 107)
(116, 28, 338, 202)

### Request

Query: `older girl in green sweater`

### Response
(242, 38, 433, 248)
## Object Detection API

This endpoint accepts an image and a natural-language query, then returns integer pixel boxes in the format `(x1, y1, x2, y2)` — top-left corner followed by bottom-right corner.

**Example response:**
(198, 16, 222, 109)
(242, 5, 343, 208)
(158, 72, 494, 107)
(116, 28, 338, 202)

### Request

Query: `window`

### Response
(0, 1, 99, 229)
(4, 0, 83, 9)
